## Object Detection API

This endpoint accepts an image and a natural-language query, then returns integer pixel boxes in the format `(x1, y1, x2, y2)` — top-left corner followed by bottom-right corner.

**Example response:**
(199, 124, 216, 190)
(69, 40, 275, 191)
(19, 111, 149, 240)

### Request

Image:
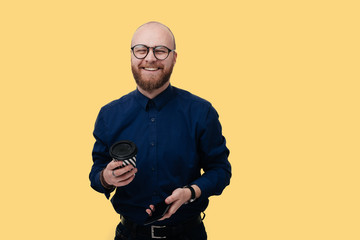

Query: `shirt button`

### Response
(151, 118, 156, 122)
(150, 142, 155, 147)
(152, 167, 156, 171)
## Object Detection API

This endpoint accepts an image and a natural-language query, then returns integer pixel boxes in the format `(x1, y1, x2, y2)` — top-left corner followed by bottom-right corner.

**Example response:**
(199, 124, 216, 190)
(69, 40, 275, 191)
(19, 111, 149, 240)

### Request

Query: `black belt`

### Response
(120, 215, 202, 239)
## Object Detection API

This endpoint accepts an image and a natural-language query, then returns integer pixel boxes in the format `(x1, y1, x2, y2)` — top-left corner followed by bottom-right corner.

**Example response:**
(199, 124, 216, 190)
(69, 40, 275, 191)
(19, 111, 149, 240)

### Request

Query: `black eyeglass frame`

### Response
(131, 44, 176, 60)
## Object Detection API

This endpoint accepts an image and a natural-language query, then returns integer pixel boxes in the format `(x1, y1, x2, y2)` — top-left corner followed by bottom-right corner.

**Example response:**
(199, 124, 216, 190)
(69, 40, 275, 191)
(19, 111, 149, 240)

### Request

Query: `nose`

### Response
(144, 48, 157, 62)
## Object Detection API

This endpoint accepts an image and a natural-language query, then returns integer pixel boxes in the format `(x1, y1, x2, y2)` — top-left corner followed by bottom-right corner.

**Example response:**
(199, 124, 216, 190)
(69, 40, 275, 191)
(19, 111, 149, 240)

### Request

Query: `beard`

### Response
(131, 63, 174, 92)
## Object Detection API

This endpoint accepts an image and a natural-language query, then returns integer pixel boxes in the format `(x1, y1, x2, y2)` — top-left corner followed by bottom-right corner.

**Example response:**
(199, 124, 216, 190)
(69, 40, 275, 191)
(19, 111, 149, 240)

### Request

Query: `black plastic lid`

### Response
(109, 140, 137, 160)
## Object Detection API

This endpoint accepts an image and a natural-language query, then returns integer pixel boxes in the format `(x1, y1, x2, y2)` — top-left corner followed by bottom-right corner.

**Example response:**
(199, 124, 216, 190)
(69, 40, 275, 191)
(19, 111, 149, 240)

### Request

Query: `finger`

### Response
(146, 209, 152, 216)
(107, 160, 124, 170)
(145, 205, 155, 216)
(115, 168, 137, 182)
(165, 193, 178, 205)
(150, 205, 155, 212)
(113, 165, 136, 178)
(113, 174, 136, 187)
(159, 208, 174, 221)
(159, 201, 182, 221)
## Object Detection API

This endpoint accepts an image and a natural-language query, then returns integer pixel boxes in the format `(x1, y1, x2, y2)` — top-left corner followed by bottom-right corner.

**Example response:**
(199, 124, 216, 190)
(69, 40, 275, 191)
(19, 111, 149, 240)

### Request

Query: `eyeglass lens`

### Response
(133, 45, 170, 60)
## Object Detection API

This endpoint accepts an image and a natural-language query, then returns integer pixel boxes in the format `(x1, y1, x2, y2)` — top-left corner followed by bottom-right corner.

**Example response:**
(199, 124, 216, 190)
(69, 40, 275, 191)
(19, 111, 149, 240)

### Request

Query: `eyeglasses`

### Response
(131, 44, 175, 60)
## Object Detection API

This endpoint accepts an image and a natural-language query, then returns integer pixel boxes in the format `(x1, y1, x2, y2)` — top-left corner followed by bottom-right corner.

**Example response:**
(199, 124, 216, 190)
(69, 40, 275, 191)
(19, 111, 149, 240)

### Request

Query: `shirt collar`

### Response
(135, 84, 175, 111)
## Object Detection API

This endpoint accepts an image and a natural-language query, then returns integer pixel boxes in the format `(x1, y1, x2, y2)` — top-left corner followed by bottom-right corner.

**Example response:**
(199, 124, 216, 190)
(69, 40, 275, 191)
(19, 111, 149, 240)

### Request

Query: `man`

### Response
(90, 21, 231, 240)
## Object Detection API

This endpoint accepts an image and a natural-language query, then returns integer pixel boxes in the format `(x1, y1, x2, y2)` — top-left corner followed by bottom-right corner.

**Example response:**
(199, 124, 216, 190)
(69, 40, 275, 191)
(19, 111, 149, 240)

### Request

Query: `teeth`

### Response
(144, 68, 159, 71)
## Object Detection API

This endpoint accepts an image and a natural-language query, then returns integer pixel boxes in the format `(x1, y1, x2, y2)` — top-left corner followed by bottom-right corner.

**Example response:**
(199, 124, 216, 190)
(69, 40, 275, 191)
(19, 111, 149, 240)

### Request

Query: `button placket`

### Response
(147, 100, 158, 197)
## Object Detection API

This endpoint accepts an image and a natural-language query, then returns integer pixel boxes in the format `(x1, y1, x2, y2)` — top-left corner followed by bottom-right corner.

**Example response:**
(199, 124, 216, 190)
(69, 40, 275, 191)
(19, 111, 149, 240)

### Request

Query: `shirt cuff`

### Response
(100, 169, 115, 190)
(95, 170, 115, 199)
(191, 178, 212, 202)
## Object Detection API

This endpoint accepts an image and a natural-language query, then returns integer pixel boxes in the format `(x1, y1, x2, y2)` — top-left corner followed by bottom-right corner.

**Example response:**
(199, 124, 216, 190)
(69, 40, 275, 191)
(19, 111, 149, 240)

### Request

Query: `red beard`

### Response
(131, 64, 174, 91)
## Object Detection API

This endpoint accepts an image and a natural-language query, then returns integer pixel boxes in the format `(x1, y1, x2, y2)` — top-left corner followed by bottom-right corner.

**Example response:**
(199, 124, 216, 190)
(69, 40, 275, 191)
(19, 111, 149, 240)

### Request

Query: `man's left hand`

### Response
(145, 188, 190, 221)
(145, 185, 201, 221)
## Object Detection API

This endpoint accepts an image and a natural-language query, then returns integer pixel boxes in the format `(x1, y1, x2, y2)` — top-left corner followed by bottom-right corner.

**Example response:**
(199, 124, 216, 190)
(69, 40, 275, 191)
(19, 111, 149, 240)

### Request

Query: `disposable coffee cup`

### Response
(109, 140, 137, 168)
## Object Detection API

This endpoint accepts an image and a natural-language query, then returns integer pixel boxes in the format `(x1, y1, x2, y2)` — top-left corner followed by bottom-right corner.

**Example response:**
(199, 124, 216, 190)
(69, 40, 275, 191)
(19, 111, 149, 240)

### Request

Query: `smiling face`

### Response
(131, 22, 177, 92)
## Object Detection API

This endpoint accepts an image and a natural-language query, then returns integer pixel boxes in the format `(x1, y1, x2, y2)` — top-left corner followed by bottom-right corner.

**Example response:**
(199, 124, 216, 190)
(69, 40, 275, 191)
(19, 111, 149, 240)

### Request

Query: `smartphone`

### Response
(144, 201, 170, 225)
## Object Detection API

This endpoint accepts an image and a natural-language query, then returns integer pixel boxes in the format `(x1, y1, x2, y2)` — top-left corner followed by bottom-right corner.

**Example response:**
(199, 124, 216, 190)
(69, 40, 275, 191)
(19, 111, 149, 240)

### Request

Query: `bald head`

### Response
(131, 21, 176, 50)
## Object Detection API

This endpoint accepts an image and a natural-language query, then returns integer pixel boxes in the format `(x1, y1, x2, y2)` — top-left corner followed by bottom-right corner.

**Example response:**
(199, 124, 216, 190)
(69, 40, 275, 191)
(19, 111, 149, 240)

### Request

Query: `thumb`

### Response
(165, 194, 176, 205)
(165, 188, 182, 204)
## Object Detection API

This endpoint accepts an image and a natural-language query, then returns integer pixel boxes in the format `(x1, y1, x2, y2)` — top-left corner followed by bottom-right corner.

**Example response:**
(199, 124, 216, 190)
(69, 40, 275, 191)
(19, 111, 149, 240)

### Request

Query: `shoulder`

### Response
(173, 86, 212, 108)
(100, 90, 137, 113)
(172, 86, 218, 122)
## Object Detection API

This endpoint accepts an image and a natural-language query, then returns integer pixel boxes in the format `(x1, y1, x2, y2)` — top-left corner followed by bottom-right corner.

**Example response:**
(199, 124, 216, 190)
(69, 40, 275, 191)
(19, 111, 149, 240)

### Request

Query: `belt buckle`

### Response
(151, 225, 166, 239)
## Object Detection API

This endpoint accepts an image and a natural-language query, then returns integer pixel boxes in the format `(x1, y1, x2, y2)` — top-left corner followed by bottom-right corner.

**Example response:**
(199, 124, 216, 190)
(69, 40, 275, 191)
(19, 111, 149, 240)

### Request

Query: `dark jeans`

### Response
(114, 221, 207, 240)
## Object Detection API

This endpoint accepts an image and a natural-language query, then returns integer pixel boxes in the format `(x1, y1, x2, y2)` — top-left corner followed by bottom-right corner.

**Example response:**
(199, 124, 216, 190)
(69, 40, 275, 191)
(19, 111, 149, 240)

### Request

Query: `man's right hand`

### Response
(103, 160, 137, 187)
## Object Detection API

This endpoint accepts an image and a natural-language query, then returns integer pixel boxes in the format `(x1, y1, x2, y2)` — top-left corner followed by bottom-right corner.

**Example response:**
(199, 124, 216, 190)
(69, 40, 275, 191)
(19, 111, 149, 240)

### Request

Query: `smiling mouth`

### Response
(142, 67, 160, 71)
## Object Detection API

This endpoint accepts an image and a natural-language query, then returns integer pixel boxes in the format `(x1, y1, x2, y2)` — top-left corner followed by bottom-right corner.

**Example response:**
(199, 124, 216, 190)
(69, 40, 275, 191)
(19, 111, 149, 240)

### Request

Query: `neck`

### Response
(137, 82, 170, 99)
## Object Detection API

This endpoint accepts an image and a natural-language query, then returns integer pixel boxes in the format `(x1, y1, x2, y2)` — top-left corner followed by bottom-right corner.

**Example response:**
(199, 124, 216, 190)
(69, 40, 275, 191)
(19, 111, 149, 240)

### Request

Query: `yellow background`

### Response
(1, 0, 359, 239)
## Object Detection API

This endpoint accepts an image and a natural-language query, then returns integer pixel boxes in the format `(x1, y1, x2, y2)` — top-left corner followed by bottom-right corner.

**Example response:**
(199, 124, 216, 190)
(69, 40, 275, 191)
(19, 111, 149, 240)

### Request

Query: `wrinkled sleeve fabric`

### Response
(192, 104, 231, 201)
(89, 107, 115, 199)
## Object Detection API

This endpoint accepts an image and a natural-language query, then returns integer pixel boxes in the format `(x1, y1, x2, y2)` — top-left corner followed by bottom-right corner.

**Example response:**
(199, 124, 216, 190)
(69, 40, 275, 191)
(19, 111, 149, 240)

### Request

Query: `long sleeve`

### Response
(192, 104, 231, 200)
(89, 108, 115, 199)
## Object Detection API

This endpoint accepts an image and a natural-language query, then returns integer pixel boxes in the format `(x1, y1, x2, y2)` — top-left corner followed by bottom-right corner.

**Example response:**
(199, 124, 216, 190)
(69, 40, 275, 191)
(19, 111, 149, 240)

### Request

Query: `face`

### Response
(131, 23, 177, 92)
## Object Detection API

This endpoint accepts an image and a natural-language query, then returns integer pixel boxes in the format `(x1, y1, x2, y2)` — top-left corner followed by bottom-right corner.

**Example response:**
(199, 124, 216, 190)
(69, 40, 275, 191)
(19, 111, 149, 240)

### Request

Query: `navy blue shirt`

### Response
(90, 85, 231, 225)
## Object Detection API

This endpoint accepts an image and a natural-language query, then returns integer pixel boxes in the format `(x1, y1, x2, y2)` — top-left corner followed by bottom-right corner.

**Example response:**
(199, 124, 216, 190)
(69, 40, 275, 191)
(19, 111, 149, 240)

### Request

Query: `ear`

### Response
(173, 51, 177, 64)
